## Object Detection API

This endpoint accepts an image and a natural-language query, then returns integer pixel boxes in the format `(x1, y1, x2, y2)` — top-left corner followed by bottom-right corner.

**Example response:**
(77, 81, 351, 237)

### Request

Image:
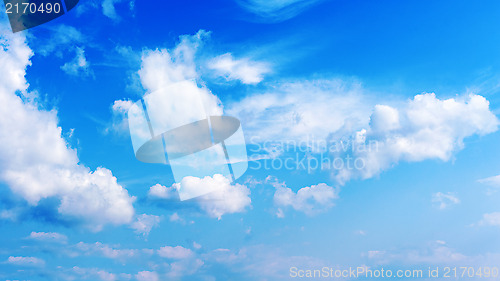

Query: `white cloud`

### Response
(61, 47, 93, 77)
(276, 208, 285, 218)
(96, 270, 117, 281)
(108, 99, 134, 134)
(112, 99, 134, 113)
(71, 267, 119, 281)
(432, 192, 460, 210)
(182, 175, 251, 219)
(157, 246, 194, 259)
(102, 0, 121, 20)
(354, 230, 367, 236)
(364, 240, 467, 266)
(169, 212, 184, 224)
(273, 180, 339, 215)
(27, 231, 68, 243)
(138, 30, 208, 90)
(135, 271, 159, 281)
(148, 184, 178, 199)
(203, 245, 326, 279)
(149, 175, 251, 219)
(236, 0, 323, 21)
(135, 31, 223, 136)
(76, 242, 137, 260)
(37, 24, 85, 57)
(208, 53, 270, 84)
(0, 21, 135, 231)
(332, 93, 498, 184)
(168, 258, 204, 278)
(227, 79, 370, 147)
(478, 212, 500, 226)
(193, 242, 202, 250)
(0, 209, 18, 221)
(478, 174, 500, 195)
(131, 214, 161, 237)
(6, 256, 45, 267)
(370, 104, 400, 132)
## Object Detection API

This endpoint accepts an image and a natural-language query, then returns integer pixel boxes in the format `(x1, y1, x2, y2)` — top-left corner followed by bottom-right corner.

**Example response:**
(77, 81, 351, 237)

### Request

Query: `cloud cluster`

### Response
(130, 214, 161, 237)
(228, 80, 499, 185)
(332, 93, 498, 184)
(157, 246, 194, 259)
(75, 242, 138, 260)
(148, 174, 251, 219)
(271, 178, 339, 216)
(0, 21, 135, 231)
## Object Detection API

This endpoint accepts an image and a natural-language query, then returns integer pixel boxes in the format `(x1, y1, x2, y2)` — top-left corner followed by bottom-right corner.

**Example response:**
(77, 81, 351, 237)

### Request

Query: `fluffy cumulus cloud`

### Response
(332, 93, 499, 184)
(185, 175, 251, 219)
(133, 30, 224, 143)
(109, 99, 134, 134)
(0, 21, 135, 230)
(149, 175, 251, 219)
(272, 179, 339, 215)
(432, 192, 460, 210)
(208, 53, 270, 84)
(138, 30, 211, 91)
(147, 183, 179, 199)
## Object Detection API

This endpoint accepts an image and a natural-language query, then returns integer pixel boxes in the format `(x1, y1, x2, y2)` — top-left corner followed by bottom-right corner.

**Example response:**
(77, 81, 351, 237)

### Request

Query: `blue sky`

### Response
(2, 0, 500, 280)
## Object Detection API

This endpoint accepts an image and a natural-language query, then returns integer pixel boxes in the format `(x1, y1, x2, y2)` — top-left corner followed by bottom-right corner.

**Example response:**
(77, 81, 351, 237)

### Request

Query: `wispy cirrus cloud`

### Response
(208, 53, 270, 84)
(61, 47, 94, 77)
(432, 192, 460, 210)
(236, 0, 325, 22)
